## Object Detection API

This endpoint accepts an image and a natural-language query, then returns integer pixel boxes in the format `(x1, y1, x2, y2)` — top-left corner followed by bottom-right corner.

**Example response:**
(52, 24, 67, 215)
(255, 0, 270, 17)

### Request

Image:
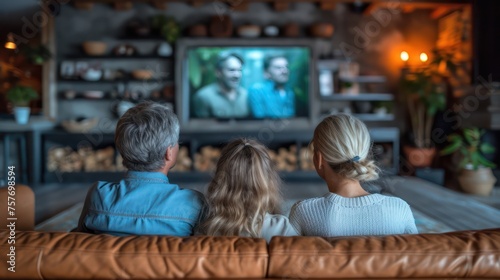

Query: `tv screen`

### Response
(184, 45, 311, 120)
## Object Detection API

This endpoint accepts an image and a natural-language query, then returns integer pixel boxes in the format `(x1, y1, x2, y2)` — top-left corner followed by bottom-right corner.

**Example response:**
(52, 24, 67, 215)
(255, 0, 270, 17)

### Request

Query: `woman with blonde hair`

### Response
(198, 138, 297, 242)
(290, 114, 417, 236)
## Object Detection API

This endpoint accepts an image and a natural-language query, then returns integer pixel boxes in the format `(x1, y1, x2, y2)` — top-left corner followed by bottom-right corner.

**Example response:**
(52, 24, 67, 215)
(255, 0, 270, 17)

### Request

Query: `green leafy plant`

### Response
(22, 44, 52, 64)
(399, 49, 456, 149)
(440, 127, 496, 170)
(7, 85, 38, 106)
(151, 15, 180, 43)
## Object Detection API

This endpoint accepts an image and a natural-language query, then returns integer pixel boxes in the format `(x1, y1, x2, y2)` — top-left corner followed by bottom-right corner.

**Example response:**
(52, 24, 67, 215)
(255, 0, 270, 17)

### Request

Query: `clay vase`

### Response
(458, 167, 496, 196)
(403, 146, 436, 168)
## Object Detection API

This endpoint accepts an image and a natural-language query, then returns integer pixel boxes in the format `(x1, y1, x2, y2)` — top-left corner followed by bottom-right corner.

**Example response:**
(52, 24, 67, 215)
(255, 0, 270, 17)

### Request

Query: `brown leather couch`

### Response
(1, 185, 499, 279)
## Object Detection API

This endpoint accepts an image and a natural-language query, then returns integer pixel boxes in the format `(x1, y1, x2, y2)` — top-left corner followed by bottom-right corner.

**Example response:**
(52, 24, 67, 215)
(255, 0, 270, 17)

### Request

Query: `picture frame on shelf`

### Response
(317, 59, 341, 96)
(60, 61, 76, 79)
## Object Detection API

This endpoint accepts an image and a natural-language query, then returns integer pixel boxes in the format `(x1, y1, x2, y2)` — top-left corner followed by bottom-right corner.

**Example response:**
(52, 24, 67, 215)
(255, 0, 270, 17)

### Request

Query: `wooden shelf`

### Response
(320, 113, 395, 122)
(339, 76, 387, 83)
(320, 93, 394, 101)
(353, 113, 395, 121)
(58, 78, 173, 84)
(61, 55, 171, 60)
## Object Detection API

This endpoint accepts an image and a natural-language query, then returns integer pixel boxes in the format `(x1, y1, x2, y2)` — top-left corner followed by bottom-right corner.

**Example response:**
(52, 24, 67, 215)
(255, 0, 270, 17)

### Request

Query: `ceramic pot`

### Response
(458, 167, 496, 196)
(403, 146, 436, 168)
(14, 107, 30, 124)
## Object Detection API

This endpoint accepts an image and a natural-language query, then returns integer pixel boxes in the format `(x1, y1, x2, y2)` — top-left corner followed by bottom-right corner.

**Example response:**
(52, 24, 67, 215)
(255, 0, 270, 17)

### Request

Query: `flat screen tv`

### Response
(175, 39, 317, 131)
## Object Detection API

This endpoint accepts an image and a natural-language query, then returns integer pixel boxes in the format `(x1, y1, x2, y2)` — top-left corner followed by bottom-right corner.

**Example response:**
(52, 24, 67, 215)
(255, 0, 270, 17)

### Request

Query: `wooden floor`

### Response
(33, 176, 500, 230)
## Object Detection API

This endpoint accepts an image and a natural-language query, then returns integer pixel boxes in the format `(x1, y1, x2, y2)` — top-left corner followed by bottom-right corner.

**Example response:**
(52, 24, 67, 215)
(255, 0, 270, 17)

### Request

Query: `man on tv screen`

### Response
(249, 54, 295, 118)
(192, 53, 249, 118)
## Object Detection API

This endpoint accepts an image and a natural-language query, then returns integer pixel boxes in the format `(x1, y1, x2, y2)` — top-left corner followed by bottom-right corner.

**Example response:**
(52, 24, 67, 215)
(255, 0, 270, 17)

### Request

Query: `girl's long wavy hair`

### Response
(199, 138, 282, 238)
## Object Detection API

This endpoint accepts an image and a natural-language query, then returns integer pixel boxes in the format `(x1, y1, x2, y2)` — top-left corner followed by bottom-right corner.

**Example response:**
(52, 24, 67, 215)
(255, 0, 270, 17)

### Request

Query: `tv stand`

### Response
(39, 127, 399, 184)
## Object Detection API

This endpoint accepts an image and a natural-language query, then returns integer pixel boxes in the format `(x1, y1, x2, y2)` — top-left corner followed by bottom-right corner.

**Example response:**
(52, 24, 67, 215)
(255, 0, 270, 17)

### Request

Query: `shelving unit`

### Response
(320, 93, 394, 101)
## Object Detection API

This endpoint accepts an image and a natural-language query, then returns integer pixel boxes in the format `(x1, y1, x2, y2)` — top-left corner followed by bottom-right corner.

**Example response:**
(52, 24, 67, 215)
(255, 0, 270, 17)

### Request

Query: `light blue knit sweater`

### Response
(289, 193, 418, 236)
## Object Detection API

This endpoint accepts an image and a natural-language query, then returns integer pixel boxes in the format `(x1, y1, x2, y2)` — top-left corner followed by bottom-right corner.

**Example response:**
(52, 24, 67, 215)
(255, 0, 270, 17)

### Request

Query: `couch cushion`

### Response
(0, 231, 268, 279)
(268, 229, 500, 279)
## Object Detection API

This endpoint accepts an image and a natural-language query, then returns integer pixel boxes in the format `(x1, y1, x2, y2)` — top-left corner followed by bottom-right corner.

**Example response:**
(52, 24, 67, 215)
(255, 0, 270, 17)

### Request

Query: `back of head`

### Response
(313, 114, 379, 182)
(201, 138, 281, 238)
(115, 101, 179, 171)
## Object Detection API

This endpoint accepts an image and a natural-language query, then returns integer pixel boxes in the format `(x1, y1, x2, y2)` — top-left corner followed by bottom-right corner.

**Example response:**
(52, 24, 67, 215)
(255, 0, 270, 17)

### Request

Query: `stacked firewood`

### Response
(194, 146, 221, 172)
(299, 146, 315, 171)
(171, 146, 192, 172)
(268, 145, 297, 172)
(47, 146, 117, 172)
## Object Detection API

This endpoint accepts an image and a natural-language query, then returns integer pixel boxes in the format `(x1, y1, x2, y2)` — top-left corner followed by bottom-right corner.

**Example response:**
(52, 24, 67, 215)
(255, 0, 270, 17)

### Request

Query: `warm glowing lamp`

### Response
(420, 52, 428, 63)
(400, 51, 409, 62)
(4, 33, 16, 50)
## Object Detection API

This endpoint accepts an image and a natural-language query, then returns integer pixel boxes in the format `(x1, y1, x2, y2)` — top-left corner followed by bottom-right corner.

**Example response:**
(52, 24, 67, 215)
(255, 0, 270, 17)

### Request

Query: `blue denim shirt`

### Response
(249, 80, 295, 118)
(76, 171, 205, 236)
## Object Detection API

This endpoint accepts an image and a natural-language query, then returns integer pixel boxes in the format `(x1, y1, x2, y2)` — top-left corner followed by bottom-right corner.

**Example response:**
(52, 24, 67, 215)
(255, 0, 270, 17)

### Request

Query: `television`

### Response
(175, 39, 318, 131)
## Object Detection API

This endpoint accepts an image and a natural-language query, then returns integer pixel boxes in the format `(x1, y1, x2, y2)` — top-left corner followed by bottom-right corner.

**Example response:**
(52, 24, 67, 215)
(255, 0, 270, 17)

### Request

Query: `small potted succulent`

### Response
(440, 127, 497, 196)
(7, 85, 39, 124)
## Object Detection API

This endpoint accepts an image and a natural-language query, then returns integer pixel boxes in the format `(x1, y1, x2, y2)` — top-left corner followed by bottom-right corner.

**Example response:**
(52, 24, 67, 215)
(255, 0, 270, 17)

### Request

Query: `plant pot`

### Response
(14, 107, 31, 124)
(403, 146, 436, 168)
(458, 167, 496, 196)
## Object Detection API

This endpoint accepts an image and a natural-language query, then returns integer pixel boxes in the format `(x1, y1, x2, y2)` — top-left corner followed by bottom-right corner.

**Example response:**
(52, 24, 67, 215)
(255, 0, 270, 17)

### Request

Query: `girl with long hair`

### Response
(198, 138, 297, 242)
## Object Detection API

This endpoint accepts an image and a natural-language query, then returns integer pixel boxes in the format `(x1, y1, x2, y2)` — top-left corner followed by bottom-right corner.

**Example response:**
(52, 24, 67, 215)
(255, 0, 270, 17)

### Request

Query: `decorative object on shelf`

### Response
(151, 15, 180, 43)
(188, 24, 208, 37)
(353, 101, 372, 114)
(60, 61, 76, 79)
(309, 23, 334, 38)
(339, 61, 359, 79)
(157, 42, 172, 57)
(82, 41, 107, 56)
(114, 100, 136, 118)
(340, 80, 359, 95)
(83, 91, 105, 99)
(112, 44, 137, 56)
(126, 19, 151, 37)
(61, 117, 99, 133)
(440, 127, 497, 196)
(237, 24, 261, 38)
(263, 25, 279, 37)
(282, 23, 300, 37)
(319, 69, 334, 96)
(81, 65, 102, 81)
(132, 69, 154, 80)
(6, 85, 38, 124)
(64, 90, 77, 99)
(21, 44, 52, 64)
(209, 15, 233, 37)
(373, 101, 392, 116)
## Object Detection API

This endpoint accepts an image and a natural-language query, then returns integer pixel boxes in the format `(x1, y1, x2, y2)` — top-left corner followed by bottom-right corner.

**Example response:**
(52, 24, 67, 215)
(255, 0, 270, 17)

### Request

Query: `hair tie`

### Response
(351, 156, 360, 162)
(244, 143, 250, 146)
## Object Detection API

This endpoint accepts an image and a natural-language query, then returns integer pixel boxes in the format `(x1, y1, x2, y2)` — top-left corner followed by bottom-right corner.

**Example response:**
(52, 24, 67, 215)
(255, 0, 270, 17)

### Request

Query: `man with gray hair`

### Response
(76, 101, 204, 236)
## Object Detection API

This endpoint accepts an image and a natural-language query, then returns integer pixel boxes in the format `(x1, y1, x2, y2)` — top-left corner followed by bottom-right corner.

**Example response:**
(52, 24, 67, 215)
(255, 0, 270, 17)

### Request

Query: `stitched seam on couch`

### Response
(6, 246, 268, 256)
(87, 209, 196, 222)
(270, 251, 500, 255)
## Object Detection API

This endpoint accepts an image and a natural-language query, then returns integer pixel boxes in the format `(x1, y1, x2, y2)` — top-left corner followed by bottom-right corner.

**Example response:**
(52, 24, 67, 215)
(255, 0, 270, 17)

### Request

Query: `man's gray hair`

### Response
(115, 101, 179, 171)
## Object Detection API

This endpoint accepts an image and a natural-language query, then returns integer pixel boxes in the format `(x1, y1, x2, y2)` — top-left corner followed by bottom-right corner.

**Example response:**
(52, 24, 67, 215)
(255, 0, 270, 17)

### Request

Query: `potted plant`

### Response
(400, 50, 451, 167)
(440, 127, 497, 196)
(7, 85, 39, 124)
(21, 44, 52, 65)
(151, 15, 180, 43)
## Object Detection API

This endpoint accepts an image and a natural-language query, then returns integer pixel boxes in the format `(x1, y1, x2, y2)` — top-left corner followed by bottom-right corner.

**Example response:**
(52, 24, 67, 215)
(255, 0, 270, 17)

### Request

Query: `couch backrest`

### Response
(268, 228, 500, 279)
(0, 184, 34, 231)
(0, 231, 268, 279)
